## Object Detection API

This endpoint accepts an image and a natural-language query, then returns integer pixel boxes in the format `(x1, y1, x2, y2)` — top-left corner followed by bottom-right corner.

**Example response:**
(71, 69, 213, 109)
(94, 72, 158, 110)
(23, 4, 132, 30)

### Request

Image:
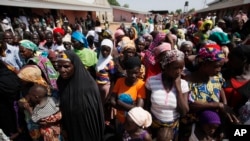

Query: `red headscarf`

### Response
(53, 28, 65, 36)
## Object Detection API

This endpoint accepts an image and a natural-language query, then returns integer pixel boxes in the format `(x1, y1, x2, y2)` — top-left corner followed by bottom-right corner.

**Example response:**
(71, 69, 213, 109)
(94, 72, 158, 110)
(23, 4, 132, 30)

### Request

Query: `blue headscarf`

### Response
(71, 31, 89, 48)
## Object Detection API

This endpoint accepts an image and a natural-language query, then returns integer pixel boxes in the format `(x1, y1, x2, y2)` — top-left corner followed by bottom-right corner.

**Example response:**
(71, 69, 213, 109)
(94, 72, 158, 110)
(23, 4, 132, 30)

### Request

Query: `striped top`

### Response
(96, 60, 115, 84)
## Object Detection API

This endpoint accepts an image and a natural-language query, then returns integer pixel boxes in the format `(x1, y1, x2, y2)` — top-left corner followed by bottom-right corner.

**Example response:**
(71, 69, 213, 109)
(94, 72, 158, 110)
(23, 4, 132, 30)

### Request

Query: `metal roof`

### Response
(197, 0, 248, 13)
(0, 0, 112, 12)
(111, 5, 151, 15)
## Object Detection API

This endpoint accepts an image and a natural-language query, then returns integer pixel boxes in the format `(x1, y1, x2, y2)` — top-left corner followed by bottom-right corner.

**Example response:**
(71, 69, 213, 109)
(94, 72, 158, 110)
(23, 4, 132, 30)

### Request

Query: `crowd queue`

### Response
(1, 10, 250, 141)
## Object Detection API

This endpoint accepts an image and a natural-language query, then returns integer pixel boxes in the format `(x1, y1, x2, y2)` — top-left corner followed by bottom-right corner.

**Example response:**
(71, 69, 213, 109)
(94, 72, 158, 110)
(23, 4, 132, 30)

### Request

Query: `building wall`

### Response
(113, 8, 147, 22)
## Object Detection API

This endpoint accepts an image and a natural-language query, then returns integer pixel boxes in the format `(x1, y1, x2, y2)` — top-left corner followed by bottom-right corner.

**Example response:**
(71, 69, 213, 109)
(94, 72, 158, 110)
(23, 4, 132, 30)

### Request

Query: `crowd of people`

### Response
(0, 9, 250, 141)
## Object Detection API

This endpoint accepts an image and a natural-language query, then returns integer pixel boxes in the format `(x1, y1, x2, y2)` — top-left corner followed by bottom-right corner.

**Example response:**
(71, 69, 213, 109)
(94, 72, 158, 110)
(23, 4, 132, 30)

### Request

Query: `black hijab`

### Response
(57, 50, 104, 141)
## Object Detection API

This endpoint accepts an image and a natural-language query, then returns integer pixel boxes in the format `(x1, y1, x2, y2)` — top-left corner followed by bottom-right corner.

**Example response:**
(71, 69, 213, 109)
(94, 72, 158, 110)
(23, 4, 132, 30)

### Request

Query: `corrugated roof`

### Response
(197, 0, 248, 13)
(111, 5, 151, 15)
(0, 0, 112, 12)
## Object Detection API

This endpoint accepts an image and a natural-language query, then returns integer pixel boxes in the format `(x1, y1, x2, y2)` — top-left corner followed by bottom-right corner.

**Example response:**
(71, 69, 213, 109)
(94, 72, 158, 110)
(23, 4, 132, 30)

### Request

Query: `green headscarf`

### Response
(19, 40, 38, 51)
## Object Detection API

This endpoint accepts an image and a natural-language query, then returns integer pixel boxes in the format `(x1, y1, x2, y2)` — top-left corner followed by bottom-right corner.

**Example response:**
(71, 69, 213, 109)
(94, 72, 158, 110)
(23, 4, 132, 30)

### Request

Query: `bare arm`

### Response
(220, 89, 227, 105)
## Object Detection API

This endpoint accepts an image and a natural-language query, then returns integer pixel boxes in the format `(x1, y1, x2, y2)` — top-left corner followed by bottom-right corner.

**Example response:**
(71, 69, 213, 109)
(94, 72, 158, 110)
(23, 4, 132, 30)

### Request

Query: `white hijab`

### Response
(96, 39, 113, 72)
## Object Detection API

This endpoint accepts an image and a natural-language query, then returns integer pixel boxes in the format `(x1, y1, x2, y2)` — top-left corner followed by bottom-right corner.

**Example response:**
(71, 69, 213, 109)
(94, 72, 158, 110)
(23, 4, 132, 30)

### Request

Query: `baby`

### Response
(26, 84, 61, 141)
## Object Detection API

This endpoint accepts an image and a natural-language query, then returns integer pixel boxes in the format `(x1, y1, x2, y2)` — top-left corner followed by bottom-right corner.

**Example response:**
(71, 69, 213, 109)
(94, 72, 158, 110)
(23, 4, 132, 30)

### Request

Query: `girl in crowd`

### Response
(146, 50, 189, 141)
(56, 51, 104, 141)
(110, 56, 146, 135)
(123, 107, 152, 141)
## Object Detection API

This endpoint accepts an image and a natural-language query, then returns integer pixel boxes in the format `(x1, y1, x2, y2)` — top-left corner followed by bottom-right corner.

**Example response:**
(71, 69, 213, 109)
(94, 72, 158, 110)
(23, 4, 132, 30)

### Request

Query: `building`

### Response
(112, 5, 151, 23)
(0, 0, 113, 23)
(196, 0, 250, 19)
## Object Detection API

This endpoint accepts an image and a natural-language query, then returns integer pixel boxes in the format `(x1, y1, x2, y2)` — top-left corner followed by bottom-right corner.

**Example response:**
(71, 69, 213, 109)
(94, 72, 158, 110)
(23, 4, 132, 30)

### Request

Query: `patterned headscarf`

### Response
(19, 40, 38, 51)
(197, 47, 225, 63)
(118, 36, 135, 52)
(160, 50, 184, 68)
(17, 65, 48, 88)
(144, 32, 166, 65)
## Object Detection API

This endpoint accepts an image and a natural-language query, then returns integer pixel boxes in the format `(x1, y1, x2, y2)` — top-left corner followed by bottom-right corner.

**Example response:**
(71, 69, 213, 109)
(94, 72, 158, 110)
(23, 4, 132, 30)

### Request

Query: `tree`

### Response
(123, 4, 129, 8)
(170, 11, 174, 15)
(108, 0, 120, 6)
(188, 8, 195, 13)
(175, 9, 182, 14)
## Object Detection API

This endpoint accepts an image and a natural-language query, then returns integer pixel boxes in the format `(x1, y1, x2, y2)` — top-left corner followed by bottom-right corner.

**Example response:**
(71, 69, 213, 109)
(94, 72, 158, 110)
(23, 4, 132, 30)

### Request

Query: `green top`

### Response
(74, 48, 98, 67)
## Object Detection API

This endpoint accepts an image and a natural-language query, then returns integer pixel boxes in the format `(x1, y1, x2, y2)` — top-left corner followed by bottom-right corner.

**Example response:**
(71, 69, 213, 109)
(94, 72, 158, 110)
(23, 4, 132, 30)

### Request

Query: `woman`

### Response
(145, 50, 189, 141)
(19, 39, 58, 96)
(56, 51, 104, 141)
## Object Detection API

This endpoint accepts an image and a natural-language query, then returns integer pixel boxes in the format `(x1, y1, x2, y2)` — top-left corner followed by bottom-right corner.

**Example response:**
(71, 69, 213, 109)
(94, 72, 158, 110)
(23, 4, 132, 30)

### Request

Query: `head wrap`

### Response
(114, 29, 125, 39)
(96, 39, 113, 72)
(209, 32, 230, 45)
(181, 41, 193, 48)
(19, 39, 38, 51)
(197, 46, 225, 63)
(62, 34, 71, 43)
(57, 51, 71, 62)
(128, 107, 152, 128)
(153, 42, 171, 57)
(53, 27, 65, 36)
(199, 110, 221, 124)
(118, 36, 135, 52)
(160, 50, 184, 68)
(86, 30, 95, 38)
(71, 31, 89, 47)
(177, 29, 185, 39)
(200, 20, 213, 31)
(123, 56, 141, 70)
(17, 65, 48, 88)
(142, 33, 152, 39)
(145, 32, 166, 65)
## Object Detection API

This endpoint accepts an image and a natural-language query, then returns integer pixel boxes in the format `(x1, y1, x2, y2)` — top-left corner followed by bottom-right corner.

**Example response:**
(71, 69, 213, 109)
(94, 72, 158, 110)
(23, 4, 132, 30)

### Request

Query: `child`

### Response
(189, 110, 223, 141)
(25, 84, 62, 141)
(123, 107, 152, 141)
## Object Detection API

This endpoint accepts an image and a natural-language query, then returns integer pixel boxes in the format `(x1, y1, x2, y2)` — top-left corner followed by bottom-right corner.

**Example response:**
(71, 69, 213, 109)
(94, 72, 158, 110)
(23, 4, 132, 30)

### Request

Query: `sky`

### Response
(117, 0, 214, 12)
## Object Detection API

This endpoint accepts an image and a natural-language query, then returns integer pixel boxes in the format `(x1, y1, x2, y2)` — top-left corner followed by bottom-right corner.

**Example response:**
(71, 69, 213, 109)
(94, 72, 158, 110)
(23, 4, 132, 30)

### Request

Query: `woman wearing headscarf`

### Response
(143, 32, 166, 80)
(145, 50, 189, 141)
(71, 31, 97, 78)
(56, 51, 104, 141)
(17, 65, 62, 141)
(52, 27, 66, 51)
(19, 40, 59, 97)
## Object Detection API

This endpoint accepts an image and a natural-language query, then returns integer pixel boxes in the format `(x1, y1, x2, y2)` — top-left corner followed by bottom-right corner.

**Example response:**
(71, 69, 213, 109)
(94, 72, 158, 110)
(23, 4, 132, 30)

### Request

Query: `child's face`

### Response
(126, 66, 140, 83)
(101, 45, 111, 58)
(202, 123, 219, 136)
(202, 60, 224, 76)
(124, 115, 138, 132)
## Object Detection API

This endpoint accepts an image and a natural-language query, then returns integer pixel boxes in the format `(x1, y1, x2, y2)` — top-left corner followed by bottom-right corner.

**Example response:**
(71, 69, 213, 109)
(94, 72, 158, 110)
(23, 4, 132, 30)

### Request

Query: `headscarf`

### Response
(199, 20, 213, 31)
(118, 36, 136, 52)
(114, 29, 125, 39)
(56, 50, 104, 141)
(199, 110, 221, 124)
(181, 41, 193, 48)
(144, 32, 166, 65)
(160, 50, 184, 68)
(53, 27, 65, 36)
(17, 65, 48, 88)
(71, 31, 89, 47)
(197, 47, 225, 63)
(62, 34, 71, 43)
(153, 42, 171, 57)
(96, 39, 113, 72)
(19, 39, 38, 51)
(128, 107, 152, 128)
(209, 32, 230, 45)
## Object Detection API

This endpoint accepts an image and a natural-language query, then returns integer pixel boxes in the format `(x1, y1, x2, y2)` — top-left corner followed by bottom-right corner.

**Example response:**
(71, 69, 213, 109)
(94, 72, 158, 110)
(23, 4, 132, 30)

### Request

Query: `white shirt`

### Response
(146, 73, 189, 122)
(52, 44, 66, 51)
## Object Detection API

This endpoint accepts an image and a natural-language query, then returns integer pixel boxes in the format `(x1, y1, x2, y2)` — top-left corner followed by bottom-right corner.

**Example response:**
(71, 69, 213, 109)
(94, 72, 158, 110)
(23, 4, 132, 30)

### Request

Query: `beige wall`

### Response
(113, 8, 147, 22)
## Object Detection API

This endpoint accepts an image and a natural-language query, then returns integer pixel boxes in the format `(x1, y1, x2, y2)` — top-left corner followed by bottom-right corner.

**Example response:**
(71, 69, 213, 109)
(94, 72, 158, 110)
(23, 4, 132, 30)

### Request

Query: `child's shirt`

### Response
(31, 97, 59, 123)
(123, 130, 148, 141)
(96, 60, 115, 84)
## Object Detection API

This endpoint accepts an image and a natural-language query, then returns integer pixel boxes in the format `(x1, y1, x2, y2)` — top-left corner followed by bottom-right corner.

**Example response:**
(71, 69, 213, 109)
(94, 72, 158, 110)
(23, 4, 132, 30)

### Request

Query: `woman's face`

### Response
(71, 38, 83, 50)
(54, 32, 63, 44)
(46, 33, 53, 45)
(136, 41, 145, 52)
(123, 48, 136, 58)
(101, 45, 111, 58)
(57, 60, 74, 79)
(19, 46, 34, 59)
(63, 42, 72, 50)
(180, 45, 193, 57)
(163, 59, 185, 79)
(202, 60, 224, 76)
(32, 34, 40, 45)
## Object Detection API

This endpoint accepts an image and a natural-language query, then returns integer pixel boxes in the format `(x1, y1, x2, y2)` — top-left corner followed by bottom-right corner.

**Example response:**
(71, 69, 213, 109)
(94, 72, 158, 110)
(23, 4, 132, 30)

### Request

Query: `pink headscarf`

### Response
(114, 29, 125, 39)
(153, 42, 172, 57)
(144, 32, 166, 65)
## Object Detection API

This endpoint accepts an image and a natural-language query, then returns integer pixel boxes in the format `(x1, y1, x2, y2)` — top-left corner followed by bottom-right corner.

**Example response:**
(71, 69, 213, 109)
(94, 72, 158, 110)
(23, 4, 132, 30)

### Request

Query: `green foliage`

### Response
(175, 9, 182, 14)
(108, 0, 120, 6)
(188, 8, 195, 13)
(123, 4, 129, 8)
